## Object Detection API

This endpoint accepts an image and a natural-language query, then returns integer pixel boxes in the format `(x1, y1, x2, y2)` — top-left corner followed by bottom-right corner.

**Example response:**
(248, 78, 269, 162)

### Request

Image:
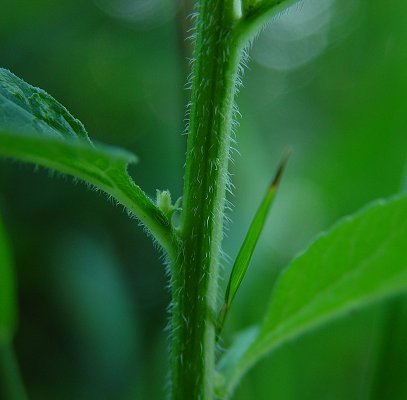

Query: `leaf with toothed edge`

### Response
(216, 196, 407, 399)
(0, 68, 175, 254)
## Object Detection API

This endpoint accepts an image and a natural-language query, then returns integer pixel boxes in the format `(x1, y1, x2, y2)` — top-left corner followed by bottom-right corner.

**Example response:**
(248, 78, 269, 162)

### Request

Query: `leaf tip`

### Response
(270, 147, 292, 190)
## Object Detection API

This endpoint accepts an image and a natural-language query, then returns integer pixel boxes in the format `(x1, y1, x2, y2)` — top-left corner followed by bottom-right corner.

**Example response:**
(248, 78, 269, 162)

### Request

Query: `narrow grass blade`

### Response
(217, 196, 407, 398)
(216, 152, 290, 337)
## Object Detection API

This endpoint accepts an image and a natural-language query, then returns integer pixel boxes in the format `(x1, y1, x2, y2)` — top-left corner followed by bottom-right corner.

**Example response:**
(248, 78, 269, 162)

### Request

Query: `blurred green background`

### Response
(0, 0, 406, 399)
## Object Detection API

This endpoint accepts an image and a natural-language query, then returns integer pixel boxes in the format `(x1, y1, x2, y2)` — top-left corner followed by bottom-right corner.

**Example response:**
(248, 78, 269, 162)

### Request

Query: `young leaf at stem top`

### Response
(216, 152, 290, 338)
(235, 0, 299, 44)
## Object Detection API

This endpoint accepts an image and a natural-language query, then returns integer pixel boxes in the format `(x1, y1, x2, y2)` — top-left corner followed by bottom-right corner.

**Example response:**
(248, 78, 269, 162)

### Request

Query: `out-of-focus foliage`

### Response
(0, 213, 16, 344)
(0, 0, 406, 399)
(219, 196, 407, 398)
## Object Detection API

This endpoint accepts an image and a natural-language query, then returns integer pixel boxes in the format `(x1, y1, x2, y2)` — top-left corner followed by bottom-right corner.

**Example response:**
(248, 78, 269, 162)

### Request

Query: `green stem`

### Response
(170, 1, 244, 399)
(0, 343, 28, 400)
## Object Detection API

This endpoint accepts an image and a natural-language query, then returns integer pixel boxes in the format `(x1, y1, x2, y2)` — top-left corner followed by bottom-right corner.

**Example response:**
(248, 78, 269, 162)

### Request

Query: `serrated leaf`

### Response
(0, 214, 16, 344)
(217, 196, 407, 398)
(217, 154, 289, 337)
(0, 68, 175, 254)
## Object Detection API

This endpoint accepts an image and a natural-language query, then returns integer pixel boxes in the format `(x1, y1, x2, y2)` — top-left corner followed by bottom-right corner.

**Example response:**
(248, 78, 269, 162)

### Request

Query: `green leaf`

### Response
(217, 196, 407, 398)
(217, 154, 289, 337)
(0, 67, 136, 187)
(0, 214, 16, 344)
(0, 68, 176, 255)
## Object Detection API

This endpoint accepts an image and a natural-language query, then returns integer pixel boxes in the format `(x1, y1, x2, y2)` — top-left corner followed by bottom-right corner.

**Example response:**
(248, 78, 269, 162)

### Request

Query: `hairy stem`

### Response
(170, 1, 244, 399)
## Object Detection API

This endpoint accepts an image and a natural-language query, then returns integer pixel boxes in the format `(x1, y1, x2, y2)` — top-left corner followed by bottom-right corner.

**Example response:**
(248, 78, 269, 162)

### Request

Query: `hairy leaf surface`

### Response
(217, 196, 407, 398)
